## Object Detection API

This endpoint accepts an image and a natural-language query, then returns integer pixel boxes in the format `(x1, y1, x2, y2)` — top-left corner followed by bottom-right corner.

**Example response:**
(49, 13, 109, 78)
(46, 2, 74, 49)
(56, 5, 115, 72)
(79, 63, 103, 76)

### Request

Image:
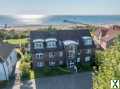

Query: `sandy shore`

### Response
(1, 24, 88, 31)
(0, 24, 117, 31)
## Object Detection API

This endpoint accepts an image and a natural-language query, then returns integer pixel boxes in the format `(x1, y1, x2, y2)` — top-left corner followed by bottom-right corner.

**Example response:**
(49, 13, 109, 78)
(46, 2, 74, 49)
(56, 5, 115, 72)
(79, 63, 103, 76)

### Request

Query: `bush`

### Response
(21, 53, 32, 63)
(19, 62, 30, 79)
(76, 63, 92, 72)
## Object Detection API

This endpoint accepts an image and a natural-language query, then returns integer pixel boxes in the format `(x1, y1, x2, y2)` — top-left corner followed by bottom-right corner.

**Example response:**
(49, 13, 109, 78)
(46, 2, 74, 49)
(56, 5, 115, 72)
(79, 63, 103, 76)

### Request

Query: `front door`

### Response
(67, 60, 76, 72)
(69, 60, 74, 68)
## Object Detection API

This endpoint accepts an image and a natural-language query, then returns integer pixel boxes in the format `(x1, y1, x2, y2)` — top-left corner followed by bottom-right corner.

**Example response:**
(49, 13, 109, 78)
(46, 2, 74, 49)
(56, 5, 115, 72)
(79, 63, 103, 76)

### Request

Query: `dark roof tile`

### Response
(0, 44, 16, 61)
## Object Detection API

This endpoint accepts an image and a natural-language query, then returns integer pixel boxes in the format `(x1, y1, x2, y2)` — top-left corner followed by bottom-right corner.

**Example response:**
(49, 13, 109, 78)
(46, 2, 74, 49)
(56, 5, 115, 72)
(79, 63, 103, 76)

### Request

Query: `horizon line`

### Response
(0, 13, 120, 16)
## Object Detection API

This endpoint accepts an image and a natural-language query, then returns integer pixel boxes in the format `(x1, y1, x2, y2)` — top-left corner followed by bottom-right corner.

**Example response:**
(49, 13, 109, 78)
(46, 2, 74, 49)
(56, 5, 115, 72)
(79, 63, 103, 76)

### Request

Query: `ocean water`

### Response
(0, 15, 120, 26)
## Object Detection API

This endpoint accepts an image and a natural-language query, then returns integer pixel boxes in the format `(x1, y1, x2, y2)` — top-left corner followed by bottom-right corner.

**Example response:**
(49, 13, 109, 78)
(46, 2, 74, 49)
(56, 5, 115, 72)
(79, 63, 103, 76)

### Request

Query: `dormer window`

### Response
(33, 39, 44, 49)
(34, 42, 44, 49)
(47, 41, 56, 48)
(82, 36, 92, 46)
(46, 38, 57, 48)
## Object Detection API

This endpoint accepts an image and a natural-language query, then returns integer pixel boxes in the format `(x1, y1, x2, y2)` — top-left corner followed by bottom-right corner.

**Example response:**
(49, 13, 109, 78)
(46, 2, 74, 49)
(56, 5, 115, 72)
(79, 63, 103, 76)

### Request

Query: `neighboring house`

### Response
(94, 25, 120, 49)
(30, 29, 95, 71)
(0, 44, 17, 81)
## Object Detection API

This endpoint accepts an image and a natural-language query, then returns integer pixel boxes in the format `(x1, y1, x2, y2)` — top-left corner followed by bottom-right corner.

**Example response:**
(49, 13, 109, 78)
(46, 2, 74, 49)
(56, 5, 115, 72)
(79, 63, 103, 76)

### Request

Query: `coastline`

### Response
(0, 23, 117, 31)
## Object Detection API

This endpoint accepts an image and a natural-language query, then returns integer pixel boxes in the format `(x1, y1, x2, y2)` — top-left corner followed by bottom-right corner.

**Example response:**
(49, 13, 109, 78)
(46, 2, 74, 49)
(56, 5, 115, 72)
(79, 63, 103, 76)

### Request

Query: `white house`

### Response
(0, 44, 17, 81)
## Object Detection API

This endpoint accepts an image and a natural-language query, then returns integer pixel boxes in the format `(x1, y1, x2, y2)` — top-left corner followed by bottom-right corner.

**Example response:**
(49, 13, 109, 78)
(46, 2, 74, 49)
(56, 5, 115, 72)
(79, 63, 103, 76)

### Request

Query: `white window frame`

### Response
(59, 51, 63, 57)
(77, 58, 80, 62)
(85, 56, 90, 62)
(47, 41, 56, 48)
(59, 60, 63, 65)
(49, 52, 55, 58)
(78, 52, 80, 55)
(85, 49, 91, 54)
(35, 53, 44, 59)
(34, 42, 44, 49)
(68, 44, 76, 50)
(37, 62, 44, 67)
(68, 51, 75, 59)
(82, 36, 92, 46)
(49, 61, 55, 66)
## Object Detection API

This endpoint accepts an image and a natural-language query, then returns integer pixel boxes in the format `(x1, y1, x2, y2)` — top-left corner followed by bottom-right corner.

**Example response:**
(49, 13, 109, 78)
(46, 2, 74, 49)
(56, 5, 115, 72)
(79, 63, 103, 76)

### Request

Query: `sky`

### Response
(0, 0, 120, 15)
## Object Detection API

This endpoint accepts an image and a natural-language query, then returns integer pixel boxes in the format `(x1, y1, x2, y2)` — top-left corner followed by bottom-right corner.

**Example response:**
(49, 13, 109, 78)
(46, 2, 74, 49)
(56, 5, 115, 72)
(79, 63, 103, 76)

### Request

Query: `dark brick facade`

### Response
(30, 29, 95, 69)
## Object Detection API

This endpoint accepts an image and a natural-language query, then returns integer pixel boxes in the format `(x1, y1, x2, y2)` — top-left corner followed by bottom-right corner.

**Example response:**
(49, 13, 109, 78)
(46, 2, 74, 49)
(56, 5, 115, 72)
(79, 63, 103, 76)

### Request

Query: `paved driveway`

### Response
(21, 72, 92, 89)
(3, 72, 92, 89)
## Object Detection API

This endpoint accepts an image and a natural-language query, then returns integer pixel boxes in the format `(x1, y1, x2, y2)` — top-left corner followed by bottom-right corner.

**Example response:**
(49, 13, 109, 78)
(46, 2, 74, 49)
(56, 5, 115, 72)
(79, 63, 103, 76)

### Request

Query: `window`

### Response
(37, 62, 44, 67)
(59, 60, 63, 65)
(49, 61, 55, 66)
(36, 53, 44, 59)
(78, 52, 80, 55)
(47, 41, 56, 48)
(85, 49, 91, 54)
(68, 51, 75, 59)
(34, 42, 44, 49)
(82, 36, 92, 46)
(49, 52, 55, 58)
(68, 45, 76, 50)
(77, 58, 80, 62)
(59, 51, 63, 57)
(85, 56, 90, 62)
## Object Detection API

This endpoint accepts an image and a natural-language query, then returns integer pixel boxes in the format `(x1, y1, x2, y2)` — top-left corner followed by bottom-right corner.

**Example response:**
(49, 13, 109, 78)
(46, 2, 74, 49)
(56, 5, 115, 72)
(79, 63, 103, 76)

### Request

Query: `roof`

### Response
(0, 44, 16, 62)
(30, 29, 91, 41)
(95, 27, 120, 42)
(30, 29, 95, 51)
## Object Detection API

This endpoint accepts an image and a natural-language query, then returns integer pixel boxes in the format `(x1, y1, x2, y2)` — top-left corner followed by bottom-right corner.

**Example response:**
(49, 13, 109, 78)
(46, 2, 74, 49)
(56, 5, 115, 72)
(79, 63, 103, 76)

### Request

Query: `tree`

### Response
(93, 36, 120, 89)
(19, 61, 30, 78)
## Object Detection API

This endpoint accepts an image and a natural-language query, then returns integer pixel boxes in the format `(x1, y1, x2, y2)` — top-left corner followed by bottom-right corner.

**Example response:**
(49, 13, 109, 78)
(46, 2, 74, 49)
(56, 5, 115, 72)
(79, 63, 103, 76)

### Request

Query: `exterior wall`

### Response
(32, 42, 94, 68)
(32, 50, 65, 68)
(30, 30, 95, 69)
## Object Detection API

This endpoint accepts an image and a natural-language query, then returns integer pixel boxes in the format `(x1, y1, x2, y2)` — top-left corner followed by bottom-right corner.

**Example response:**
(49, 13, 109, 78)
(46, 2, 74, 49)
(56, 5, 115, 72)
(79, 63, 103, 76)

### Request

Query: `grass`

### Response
(3, 38, 28, 46)
(21, 66, 71, 80)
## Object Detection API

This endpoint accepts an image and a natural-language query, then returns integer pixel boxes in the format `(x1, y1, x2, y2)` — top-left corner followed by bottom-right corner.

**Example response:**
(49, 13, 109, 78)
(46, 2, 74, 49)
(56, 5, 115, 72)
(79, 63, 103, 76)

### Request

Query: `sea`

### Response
(0, 15, 120, 27)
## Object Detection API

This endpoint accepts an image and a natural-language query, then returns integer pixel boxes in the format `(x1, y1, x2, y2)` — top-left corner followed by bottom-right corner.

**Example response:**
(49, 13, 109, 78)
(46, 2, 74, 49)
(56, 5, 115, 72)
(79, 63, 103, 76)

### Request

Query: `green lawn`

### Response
(3, 38, 28, 46)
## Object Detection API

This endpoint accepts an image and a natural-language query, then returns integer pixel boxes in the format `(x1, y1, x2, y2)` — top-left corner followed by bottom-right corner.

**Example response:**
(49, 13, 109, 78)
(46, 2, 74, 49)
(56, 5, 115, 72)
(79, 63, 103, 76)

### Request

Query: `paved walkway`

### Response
(6, 61, 21, 89)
